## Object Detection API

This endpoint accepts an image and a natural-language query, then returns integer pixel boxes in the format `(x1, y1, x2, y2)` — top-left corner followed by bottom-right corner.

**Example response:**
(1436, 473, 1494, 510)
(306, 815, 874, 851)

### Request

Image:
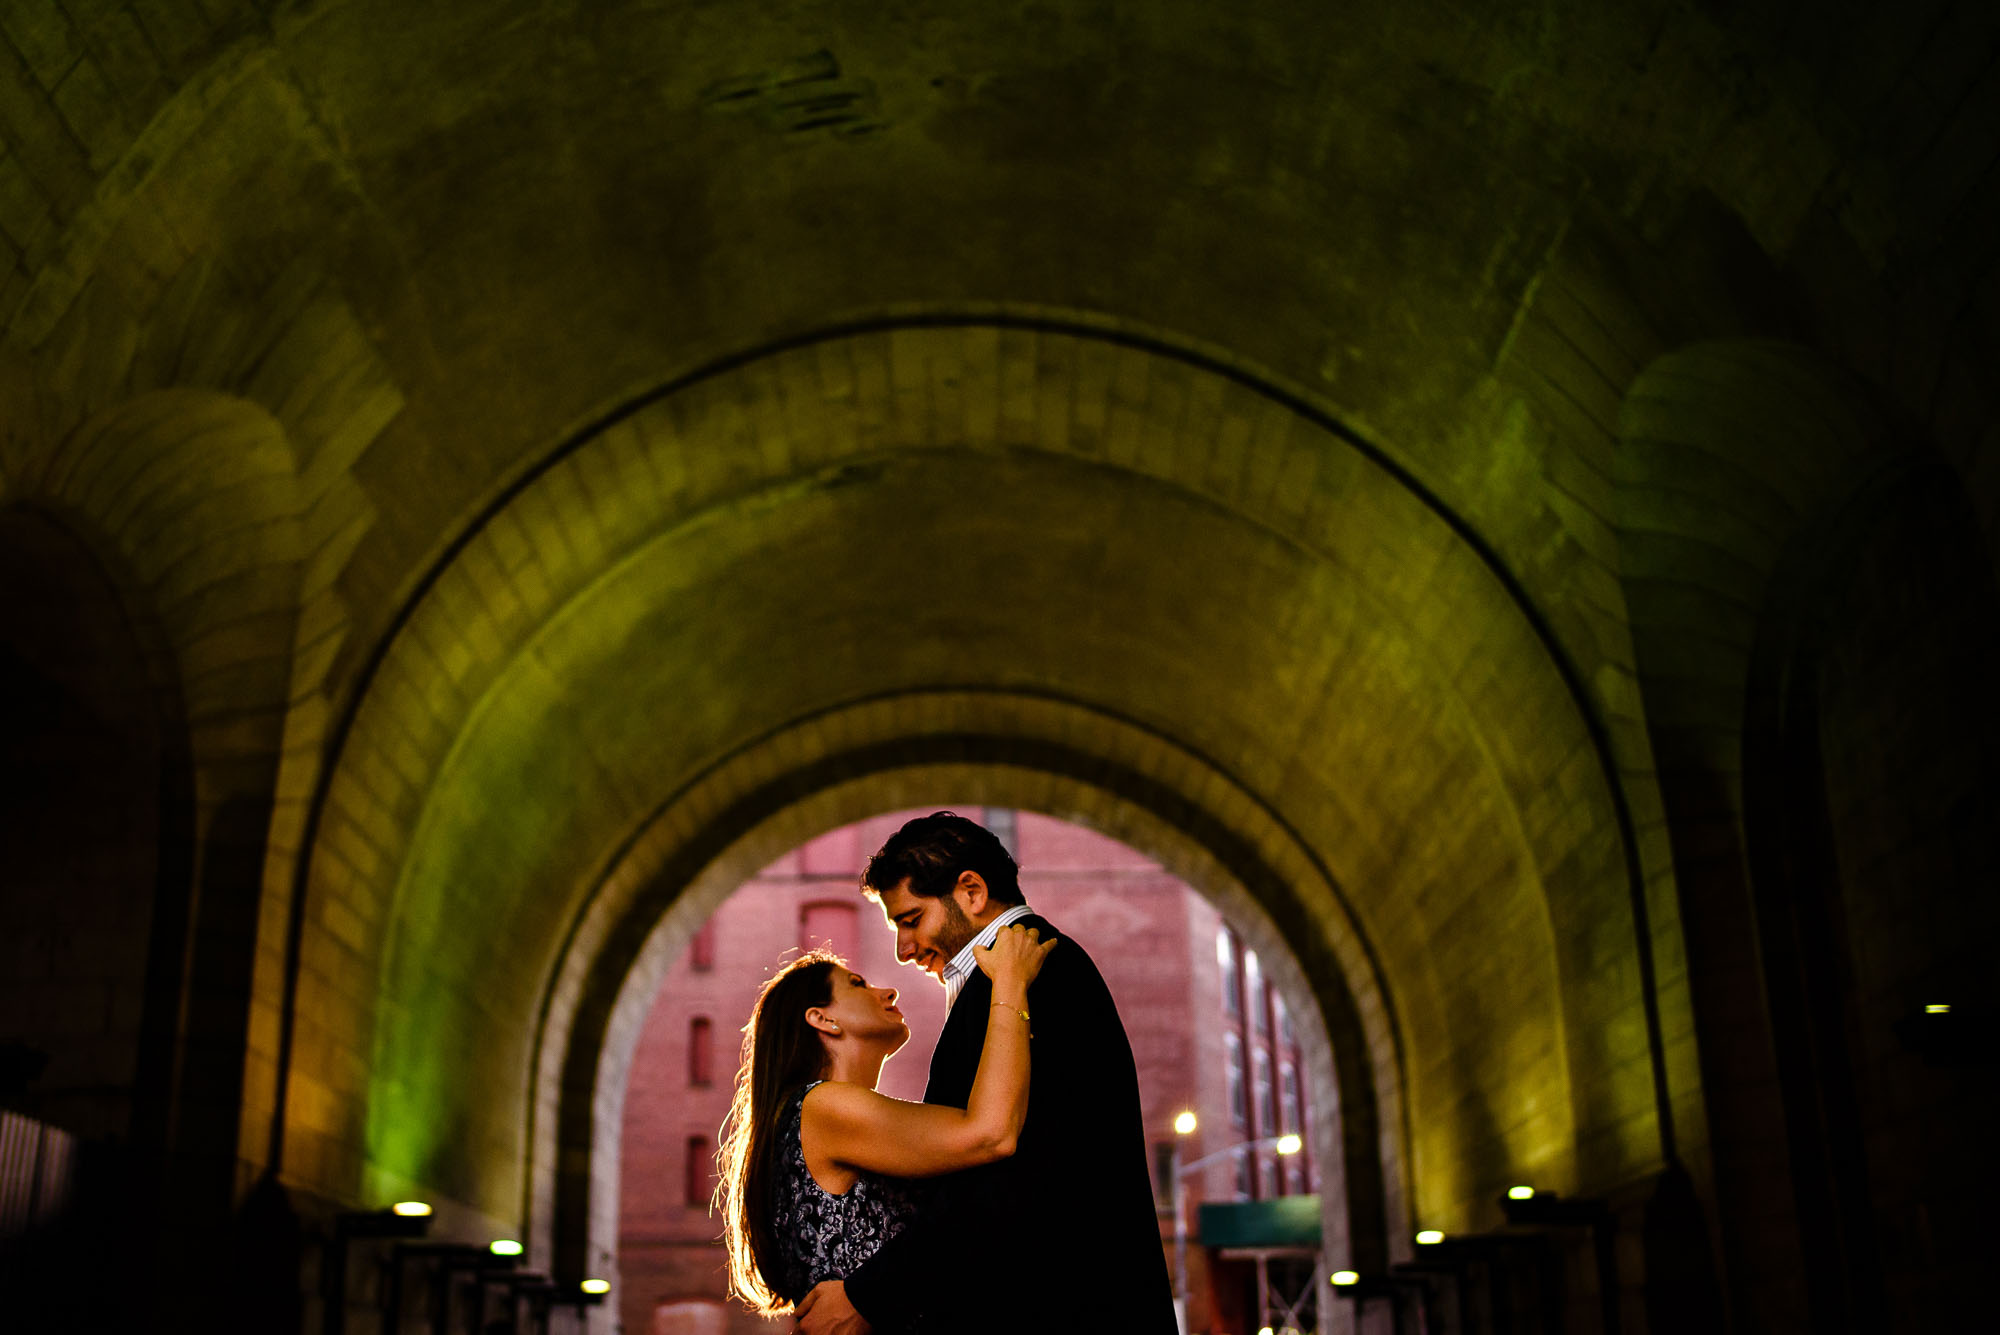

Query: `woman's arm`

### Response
(836, 928, 1088, 1333)
(803, 925, 1053, 1178)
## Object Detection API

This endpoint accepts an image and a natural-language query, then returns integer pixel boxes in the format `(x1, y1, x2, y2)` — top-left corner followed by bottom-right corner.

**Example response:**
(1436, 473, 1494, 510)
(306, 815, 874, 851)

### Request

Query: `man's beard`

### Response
(931, 895, 978, 968)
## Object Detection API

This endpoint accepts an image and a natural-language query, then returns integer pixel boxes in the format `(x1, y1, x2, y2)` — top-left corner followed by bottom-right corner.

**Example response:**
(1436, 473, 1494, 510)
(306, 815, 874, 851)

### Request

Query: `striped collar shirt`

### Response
(941, 902, 1037, 1010)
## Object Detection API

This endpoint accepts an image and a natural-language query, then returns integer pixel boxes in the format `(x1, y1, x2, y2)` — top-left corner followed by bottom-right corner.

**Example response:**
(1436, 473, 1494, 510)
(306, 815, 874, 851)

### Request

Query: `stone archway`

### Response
(1615, 339, 1913, 1329)
(0, 506, 183, 1145)
(529, 697, 1410, 1328)
(1618, 338, 2000, 1332)
(0, 387, 312, 1191)
(281, 320, 1655, 1335)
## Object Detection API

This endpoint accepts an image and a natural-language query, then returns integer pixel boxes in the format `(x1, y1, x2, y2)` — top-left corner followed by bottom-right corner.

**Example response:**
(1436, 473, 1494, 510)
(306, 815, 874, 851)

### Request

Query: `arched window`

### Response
(1253, 1048, 1274, 1134)
(684, 1134, 713, 1207)
(688, 919, 715, 971)
(1217, 928, 1241, 1017)
(800, 900, 859, 957)
(1225, 1031, 1247, 1129)
(1244, 949, 1266, 1035)
(688, 1017, 713, 1086)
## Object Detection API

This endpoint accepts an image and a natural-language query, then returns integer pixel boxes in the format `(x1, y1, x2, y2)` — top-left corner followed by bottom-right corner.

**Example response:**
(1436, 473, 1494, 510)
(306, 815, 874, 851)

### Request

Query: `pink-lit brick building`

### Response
(617, 810, 1318, 1335)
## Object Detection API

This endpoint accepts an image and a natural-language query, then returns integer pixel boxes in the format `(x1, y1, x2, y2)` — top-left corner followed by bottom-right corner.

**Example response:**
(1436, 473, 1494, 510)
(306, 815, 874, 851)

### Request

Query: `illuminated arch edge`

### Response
(297, 308, 1641, 1248)
(523, 688, 1411, 1287)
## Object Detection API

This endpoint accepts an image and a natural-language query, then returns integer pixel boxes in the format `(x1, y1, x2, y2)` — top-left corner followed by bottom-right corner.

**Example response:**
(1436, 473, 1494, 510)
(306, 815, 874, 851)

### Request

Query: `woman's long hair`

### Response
(715, 951, 840, 1314)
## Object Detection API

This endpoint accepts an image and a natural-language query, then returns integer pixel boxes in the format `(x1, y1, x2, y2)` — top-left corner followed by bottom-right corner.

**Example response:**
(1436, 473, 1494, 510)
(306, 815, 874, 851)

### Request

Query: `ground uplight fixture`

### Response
(1174, 1110, 1198, 1135)
(1508, 1185, 1535, 1200)
(1275, 1134, 1302, 1155)
(581, 1279, 612, 1295)
(392, 1202, 432, 1217)
(1331, 1270, 1360, 1286)
(1926, 1003, 1951, 1014)
(490, 1240, 523, 1257)
(1415, 1229, 1444, 1245)
(1258, 1326, 1274, 1335)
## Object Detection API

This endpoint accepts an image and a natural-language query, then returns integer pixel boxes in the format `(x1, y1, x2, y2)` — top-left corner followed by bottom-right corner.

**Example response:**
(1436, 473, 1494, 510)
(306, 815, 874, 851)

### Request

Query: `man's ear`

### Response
(955, 870, 991, 917)
(805, 1007, 841, 1037)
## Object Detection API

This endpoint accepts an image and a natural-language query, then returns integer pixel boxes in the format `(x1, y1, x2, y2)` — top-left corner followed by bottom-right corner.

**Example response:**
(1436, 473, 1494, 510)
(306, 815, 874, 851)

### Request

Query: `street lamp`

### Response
(1169, 1113, 1301, 1335)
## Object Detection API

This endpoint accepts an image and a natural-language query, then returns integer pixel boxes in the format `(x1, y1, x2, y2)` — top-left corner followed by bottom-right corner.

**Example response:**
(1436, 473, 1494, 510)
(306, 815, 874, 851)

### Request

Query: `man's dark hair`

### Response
(860, 810, 1024, 906)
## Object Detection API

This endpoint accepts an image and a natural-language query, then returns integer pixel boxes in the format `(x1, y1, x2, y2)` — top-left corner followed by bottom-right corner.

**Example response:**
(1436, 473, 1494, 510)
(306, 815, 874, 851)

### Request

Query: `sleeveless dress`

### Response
(767, 1080, 926, 1306)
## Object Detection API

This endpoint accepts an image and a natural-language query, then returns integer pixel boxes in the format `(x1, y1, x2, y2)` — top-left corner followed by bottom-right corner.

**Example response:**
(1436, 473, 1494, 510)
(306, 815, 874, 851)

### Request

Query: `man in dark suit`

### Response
(795, 811, 1178, 1334)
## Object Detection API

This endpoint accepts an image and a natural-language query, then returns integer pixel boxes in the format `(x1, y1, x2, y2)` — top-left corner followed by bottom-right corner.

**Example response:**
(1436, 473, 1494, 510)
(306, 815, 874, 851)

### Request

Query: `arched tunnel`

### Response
(0, 3, 1995, 1333)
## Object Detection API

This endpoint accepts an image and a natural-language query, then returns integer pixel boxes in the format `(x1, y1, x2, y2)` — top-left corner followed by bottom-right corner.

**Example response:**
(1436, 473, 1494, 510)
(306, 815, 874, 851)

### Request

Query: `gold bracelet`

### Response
(992, 1002, 1032, 1035)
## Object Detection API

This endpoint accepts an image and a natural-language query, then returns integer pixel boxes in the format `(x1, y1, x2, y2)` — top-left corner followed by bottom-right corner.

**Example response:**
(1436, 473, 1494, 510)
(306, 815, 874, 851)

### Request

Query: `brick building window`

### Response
(1253, 1048, 1274, 1134)
(1152, 1141, 1176, 1210)
(1226, 1031, 1247, 1128)
(688, 1017, 713, 1086)
(1279, 1062, 1299, 1133)
(689, 920, 715, 971)
(1218, 928, 1240, 1017)
(800, 901, 859, 957)
(1234, 1148, 1253, 1201)
(1245, 949, 1266, 1035)
(684, 1134, 713, 1207)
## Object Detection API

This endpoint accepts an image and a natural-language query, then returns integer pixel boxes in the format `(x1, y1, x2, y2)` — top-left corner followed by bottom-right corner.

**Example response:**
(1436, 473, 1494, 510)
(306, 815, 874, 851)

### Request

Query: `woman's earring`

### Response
(828, 1024, 842, 1035)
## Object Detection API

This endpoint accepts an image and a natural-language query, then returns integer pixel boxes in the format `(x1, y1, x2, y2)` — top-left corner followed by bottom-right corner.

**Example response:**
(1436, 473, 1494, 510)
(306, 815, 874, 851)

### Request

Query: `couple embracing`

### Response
(715, 811, 1179, 1333)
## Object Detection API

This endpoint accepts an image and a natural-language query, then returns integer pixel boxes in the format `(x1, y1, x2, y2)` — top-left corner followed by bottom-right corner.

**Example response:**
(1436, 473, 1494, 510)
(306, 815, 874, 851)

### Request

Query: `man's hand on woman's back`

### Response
(796, 1279, 871, 1335)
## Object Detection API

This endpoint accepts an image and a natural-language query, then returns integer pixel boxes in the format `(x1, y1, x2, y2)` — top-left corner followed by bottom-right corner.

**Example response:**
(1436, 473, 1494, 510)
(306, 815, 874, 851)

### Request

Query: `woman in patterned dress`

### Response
(715, 926, 1054, 1318)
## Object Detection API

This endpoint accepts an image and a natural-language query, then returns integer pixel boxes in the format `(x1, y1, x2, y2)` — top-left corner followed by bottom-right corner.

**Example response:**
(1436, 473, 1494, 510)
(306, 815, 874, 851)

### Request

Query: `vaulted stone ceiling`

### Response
(1, 1, 1994, 1329)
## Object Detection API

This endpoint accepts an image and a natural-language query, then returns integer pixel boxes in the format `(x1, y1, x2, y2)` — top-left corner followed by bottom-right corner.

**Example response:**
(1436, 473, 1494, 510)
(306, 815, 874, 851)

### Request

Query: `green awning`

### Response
(1196, 1195, 1323, 1249)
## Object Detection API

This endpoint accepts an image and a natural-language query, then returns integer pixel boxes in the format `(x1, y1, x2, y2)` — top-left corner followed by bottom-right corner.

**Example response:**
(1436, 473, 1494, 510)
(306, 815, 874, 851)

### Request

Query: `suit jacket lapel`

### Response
(926, 965, 993, 1107)
(922, 914, 1060, 1106)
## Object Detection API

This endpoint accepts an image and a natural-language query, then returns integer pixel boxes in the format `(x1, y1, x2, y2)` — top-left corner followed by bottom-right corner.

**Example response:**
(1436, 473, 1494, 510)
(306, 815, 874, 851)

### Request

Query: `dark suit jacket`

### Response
(843, 913, 1178, 1333)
